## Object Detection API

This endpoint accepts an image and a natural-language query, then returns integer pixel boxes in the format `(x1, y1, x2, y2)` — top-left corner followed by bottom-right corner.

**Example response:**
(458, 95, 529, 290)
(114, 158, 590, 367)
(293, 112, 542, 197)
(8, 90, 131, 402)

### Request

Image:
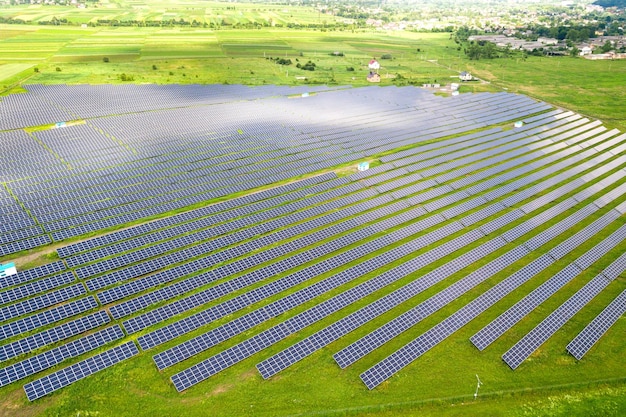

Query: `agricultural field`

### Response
(1, 23, 625, 132)
(0, 0, 339, 27)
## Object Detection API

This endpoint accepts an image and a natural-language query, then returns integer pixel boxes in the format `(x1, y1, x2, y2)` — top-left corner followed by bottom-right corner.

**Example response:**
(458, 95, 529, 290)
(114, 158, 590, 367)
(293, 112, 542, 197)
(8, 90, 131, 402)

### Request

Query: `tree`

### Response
(601, 40, 613, 53)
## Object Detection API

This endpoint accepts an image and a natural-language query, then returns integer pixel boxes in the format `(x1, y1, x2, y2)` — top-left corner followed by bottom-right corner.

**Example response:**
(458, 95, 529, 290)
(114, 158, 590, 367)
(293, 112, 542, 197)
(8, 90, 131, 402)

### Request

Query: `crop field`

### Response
(0, 83, 624, 417)
(1, 22, 624, 132)
(0, 1, 341, 26)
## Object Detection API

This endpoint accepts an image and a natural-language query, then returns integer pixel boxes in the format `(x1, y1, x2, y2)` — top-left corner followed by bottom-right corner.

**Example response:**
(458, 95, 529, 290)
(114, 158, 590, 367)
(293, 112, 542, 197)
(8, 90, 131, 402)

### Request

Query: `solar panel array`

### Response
(0, 84, 625, 400)
(566, 288, 626, 360)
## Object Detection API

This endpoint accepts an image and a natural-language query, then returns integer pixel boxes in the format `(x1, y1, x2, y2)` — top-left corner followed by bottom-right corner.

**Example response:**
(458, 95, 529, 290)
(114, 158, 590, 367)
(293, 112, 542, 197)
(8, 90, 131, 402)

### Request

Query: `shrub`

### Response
(297, 60, 316, 71)
(346, 67, 355, 71)
(381, 54, 392, 59)
(103, 57, 109, 63)
(119, 73, 134, 81)
(152, 64, 157, 70)
(55, 67, 61, 72)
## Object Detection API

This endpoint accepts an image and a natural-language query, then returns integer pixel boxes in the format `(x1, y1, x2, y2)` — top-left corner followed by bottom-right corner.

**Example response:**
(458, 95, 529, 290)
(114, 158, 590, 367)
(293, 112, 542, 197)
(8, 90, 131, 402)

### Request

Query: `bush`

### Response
(381, 54, 392, 59)
(103, 57, 109, 63)
(152, 64, 157, 70)
(119, 73, 134, 81)
(346, 67, 355, 71)
(275, 58, 292, 65)
(297, 60, 316, 71)
(34, 67, 39, 73)
(55, 67, 61, 72)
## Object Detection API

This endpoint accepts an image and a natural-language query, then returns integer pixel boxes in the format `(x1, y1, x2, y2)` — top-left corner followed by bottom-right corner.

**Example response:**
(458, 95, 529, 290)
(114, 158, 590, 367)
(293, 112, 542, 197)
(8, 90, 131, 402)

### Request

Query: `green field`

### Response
(0, 5, 625, 417)
(1, 23, 624, 132)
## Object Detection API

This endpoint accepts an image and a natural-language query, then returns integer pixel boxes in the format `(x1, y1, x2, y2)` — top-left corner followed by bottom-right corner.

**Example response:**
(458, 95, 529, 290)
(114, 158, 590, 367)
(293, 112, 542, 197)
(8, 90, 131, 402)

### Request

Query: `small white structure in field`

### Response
(358, 161, 370, 171)
(514, 121, 524, 128)
(459, 71, 473, 81)
(451, 83, 459, 91)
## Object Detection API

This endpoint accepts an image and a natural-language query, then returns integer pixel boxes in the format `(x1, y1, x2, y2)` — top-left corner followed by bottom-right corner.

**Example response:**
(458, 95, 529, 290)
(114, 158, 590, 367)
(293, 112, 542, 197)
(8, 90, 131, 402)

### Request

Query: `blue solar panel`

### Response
(502, 274, 611, 370)
(23, 341, 139, 401)
(566, 289, 626, 360)
(0, 325, 124, 387)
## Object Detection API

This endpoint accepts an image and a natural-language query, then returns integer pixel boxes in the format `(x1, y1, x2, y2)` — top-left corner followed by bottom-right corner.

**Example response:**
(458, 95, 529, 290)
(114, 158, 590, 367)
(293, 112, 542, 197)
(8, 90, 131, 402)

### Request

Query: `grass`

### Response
(2, 25, 622, 132)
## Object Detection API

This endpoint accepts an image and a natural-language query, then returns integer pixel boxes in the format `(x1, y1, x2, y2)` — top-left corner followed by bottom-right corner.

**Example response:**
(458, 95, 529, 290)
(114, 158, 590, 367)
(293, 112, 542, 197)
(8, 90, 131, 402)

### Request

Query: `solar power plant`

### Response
(0, 84, 625, 401)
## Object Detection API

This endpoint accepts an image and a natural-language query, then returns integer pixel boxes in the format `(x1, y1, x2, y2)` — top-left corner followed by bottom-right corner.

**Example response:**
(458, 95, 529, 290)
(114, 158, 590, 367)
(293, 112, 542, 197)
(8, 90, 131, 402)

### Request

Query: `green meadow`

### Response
(0, 6, 625, 417)
(1, 22, 624, 131)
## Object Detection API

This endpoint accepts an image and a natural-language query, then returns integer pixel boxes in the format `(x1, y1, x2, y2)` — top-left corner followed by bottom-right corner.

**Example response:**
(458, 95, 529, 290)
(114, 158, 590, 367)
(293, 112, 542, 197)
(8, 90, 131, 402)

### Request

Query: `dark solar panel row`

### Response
(23, 341, 139, 401)
(168, 228, 486, 391)
(120, 198, 407, 332)
(357, 201, 622, 388)
(0, 261, 66, 290)
(57, 173, 336, 258)
(470, 263, 584, 351)
(502, 275, 611, 370)
(358, 253, 556, 389)
(78, 181, 367, 279)
(473, 223, 626, 352)
(129, 127, 588, 338)
(0, 272, 76, 306)
(0, 235, 52, 258)
(96, 187, 379, 305)
(0, 297, 98, 342)
(0, 283, 86, 323)
(0, 325, 123, 387)
(566, 288, 626, 360)
(133, 206, 439, 348)
(65, 174, 341, 267)
(333, 188, 605, 370)
(257, 237, 509, 379)
(87, 191, 391, 293)
(43, 153, 358, 243)
(135, 116, 616, 352)
(0, 310, 110, 362)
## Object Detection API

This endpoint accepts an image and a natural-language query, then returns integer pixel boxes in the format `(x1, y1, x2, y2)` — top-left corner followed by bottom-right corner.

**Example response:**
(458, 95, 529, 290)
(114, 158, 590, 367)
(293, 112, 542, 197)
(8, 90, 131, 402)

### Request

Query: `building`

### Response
(459, 71, 473, 81)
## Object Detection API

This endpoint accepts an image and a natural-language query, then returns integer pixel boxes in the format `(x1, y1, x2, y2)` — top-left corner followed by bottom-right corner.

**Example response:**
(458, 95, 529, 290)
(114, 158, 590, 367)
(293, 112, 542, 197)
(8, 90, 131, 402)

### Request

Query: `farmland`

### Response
(0, 3, 625, 417)
(1, 23, 625, 132)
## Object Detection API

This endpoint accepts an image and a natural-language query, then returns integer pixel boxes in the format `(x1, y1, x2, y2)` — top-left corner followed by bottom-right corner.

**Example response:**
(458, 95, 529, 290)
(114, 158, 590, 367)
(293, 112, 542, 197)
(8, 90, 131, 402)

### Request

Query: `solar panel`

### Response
(257, 237, 507, 379)
(23, 341, 139, 401)
(0, 325, 124, 387)
(470, 263, 583, 351)
(0, 310, 110, 362)
(0, 296, 98, 342)
(149, 221, 470, 367)
(502, 274, 611, 370)
(566, 289, 626, 360)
